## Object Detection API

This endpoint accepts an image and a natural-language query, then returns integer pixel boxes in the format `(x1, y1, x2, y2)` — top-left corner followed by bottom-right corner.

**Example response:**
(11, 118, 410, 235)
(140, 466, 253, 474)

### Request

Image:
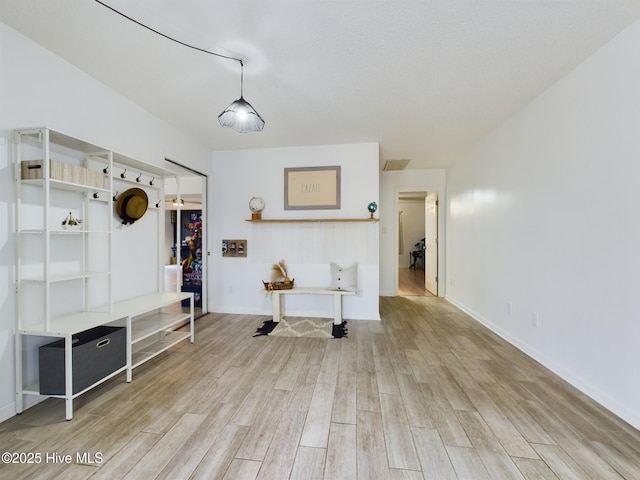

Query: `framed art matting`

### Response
(284, 166, 341, 210)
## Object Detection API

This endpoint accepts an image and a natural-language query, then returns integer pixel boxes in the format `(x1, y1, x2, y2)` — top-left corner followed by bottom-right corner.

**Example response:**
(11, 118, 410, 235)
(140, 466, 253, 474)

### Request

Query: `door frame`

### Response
(165, 159, 208, 314)
(393, 187, 445, 297)
(424, 191, 438, 295)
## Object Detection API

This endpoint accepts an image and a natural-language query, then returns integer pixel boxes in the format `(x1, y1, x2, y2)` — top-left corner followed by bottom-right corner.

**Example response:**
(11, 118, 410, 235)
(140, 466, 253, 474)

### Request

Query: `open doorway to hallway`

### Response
(398, 191, 438, 296)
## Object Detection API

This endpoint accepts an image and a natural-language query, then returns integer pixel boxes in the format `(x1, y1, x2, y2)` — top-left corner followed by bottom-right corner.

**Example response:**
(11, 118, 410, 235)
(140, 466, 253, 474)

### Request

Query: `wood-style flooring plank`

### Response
(410, 426, 458, 480)
(188, 424, 250, 480)
(153, 402, 239, 480)
(290, 446, 326, 480)
(512, 457, 561, 480)
(357, 410, 392, 479)
(332, 370, 357, 425)
(445, 445, 492, 480)
(221, 459, 262, 480)
(325, 422, 357, 480)
(122, 412, 206, 480)
(234, 388, 291, 461)
(300, 381, 337, 448)
(87, 432, 161, 480)
(256, 410, 307, 480)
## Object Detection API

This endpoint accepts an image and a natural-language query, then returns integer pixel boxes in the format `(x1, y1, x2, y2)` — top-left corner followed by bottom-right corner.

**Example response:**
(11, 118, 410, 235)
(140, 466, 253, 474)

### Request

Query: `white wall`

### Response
(379, 169, 446, 296)
(445, 19, 640, 429)
(398, 199, 426, 268)
(0, 23, 211, 421)
(210, 143, 380, 320)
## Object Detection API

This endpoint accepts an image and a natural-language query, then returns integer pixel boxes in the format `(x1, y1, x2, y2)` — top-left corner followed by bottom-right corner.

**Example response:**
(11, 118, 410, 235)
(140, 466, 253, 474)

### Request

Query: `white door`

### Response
(425, 192, 438, 295)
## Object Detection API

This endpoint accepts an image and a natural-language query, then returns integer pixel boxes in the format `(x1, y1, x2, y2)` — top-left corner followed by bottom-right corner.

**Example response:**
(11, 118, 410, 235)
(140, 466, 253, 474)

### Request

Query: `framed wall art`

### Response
(284, 165, 341, 210)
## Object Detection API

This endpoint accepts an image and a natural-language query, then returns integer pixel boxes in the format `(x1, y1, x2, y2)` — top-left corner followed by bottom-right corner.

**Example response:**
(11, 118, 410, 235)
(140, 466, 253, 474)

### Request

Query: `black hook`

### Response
(156, 200, 161, 208)
(103, 165, 109, 174)
(113, 191, 118, 202)
(136, 172, 142, 183)
(93, 192, 99, 199)
(120, 169, 127, 179)
(149, 176, 155, 186)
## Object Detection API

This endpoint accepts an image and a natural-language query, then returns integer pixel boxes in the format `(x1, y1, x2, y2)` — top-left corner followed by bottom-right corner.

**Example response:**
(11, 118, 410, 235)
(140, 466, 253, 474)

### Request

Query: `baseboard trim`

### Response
(0, 395, 47, 424)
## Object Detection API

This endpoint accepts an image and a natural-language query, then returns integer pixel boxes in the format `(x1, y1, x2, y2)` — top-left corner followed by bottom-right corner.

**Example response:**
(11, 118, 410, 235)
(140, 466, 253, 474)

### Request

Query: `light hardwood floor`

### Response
(398, 267, 433, 296)
(2, 296, 640, 479)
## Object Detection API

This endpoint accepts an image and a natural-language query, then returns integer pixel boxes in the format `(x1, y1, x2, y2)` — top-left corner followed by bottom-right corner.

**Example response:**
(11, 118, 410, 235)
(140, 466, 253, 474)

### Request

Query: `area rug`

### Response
(254, 317, 348, 338)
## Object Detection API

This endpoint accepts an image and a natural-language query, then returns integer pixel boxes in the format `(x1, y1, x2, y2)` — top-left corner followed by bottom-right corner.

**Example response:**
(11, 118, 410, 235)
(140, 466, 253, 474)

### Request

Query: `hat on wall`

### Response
(116, 188, 148, 225)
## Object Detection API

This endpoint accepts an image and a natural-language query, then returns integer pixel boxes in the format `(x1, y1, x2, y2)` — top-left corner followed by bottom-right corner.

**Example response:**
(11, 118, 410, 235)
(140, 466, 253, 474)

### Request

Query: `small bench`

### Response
(264, 287, 356, 325)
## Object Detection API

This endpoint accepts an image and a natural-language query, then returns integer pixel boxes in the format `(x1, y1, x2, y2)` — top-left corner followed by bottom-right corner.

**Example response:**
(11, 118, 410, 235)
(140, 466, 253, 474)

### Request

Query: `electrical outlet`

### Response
(531, 313, 539, 327)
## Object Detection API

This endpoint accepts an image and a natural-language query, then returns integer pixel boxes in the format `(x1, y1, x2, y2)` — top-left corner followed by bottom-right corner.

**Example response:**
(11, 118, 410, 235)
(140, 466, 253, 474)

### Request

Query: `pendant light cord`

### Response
(94, 0, 242, 64)
(240, 60, 244, 98)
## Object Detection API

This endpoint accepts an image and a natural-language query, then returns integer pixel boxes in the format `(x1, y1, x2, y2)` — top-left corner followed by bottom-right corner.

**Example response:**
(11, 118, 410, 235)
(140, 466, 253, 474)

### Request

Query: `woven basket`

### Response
(263, 279, 295, 291)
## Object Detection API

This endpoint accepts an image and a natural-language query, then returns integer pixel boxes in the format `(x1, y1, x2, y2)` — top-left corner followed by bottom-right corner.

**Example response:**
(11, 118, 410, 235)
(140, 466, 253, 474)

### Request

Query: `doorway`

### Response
(397, 191, 438, 296)
(163, 160, 208, 319)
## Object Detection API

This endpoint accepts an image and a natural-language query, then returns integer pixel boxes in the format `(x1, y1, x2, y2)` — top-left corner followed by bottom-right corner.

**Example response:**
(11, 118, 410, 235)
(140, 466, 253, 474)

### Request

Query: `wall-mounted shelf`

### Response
(245, 218, 379, 223)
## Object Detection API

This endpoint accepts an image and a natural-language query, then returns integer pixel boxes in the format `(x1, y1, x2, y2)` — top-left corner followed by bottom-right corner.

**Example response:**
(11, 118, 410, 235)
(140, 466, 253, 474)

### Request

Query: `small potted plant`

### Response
(61, 212, 82, 230)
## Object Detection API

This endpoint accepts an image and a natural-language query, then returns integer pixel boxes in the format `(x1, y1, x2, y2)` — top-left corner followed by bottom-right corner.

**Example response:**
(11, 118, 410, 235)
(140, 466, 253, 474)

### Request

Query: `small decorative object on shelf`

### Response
(61, 211, 82, 230)
(249, 196, 265, 220)
(264, 260, 294, 290)
(368, 201, 378, 219)
(263, 279, 295, 290)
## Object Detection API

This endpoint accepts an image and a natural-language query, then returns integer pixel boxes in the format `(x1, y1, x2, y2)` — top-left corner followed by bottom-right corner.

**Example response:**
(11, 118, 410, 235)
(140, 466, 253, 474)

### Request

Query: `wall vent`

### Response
(383, 159, 411, 171)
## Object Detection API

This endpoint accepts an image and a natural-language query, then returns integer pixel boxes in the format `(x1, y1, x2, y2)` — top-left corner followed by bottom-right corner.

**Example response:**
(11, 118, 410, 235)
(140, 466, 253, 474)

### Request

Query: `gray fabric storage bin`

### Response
(39, 326, 126, 395)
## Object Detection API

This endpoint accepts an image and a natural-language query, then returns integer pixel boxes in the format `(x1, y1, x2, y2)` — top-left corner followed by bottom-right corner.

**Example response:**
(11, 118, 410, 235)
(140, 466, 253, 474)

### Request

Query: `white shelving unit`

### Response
(14, 127, 194, 420)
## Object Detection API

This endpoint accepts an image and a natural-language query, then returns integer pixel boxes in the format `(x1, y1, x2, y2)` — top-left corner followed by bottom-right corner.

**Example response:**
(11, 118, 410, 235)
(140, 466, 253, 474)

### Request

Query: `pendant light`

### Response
(218, 60, 265, 133)
(95, 0, 265, 133)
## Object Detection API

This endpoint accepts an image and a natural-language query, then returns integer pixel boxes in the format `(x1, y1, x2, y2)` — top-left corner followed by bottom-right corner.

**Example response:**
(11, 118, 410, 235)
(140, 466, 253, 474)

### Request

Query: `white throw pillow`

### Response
(329, 263, 357, 291)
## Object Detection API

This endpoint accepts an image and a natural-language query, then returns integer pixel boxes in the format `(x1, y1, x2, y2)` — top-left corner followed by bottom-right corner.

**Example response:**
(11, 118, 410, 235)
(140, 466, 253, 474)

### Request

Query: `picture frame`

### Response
(284, 166, 341, 210)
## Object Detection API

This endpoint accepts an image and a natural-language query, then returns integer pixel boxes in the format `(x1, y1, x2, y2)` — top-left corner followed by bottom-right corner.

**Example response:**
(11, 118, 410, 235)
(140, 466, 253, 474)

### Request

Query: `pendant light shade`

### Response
(218, 61, 265, 133)
(219, 97, 265, 133)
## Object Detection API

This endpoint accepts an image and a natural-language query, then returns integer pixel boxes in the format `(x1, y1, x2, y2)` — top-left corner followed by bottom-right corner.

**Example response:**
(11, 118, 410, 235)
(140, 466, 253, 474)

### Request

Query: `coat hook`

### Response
(136, 172, 142, 183)
(103, 165, 109, 174)
(156, 200, 161, 208)
(120, 169, 127, 179)
(113, 191, 118, 202)
(149, 176, 155, 186)
(93, 192, 99, 199)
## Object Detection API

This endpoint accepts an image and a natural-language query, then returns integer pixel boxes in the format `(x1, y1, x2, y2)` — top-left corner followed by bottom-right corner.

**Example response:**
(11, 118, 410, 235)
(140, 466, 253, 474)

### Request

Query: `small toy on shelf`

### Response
(61, 212, 82, 230)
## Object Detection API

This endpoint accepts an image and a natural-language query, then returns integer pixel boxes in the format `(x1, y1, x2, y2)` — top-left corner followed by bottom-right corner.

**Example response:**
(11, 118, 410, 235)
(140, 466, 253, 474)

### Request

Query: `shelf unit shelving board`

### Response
(125, 311, 192, 344)
(131, 330, 191, 368)
(22, 365, 128, 400)
(18, 310, 121, 337)
(20, 271, 110, 284)
(113, 292, 192, 317)
(18, 292, 192, 336)
(21, 178, 110, 196)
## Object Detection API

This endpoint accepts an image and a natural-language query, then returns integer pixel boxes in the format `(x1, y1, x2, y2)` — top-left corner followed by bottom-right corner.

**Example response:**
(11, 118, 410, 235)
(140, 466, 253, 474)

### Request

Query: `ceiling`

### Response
(2, 1, 640, 170)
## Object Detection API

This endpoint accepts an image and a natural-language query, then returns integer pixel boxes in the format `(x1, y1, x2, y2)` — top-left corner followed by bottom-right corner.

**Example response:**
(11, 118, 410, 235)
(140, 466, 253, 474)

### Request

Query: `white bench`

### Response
(264, 287, 356, 325)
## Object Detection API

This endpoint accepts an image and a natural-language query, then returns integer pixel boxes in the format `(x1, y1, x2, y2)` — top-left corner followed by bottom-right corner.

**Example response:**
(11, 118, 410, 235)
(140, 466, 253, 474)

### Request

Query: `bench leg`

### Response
(273, 292, 283, 323)
(333, 294, 343, 325)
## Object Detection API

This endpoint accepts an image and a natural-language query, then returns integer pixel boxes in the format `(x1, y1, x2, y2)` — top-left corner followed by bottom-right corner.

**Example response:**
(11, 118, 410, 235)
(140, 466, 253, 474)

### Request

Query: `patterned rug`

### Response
(254, 317, 348, 338)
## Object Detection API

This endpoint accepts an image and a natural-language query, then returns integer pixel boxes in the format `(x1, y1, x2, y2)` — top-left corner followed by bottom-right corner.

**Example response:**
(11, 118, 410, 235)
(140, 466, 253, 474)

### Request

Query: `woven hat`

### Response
(116, 188, 148, 225)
